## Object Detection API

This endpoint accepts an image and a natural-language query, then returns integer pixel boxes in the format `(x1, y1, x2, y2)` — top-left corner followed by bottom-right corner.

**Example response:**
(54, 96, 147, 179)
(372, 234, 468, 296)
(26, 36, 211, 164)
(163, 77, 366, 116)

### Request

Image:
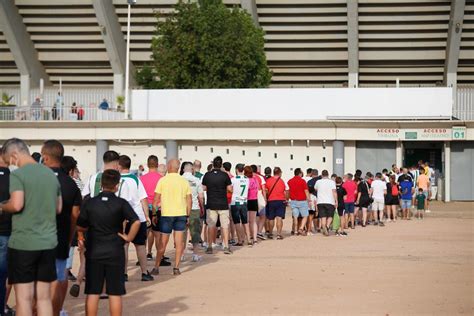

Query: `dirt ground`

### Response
(60, 201, 473, 315)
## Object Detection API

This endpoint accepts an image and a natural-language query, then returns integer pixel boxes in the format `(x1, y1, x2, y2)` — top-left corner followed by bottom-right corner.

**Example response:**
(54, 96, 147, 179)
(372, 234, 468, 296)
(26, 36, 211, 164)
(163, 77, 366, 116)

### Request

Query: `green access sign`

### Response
(452, 126, 466, 140)
(405, 131, 418, 140)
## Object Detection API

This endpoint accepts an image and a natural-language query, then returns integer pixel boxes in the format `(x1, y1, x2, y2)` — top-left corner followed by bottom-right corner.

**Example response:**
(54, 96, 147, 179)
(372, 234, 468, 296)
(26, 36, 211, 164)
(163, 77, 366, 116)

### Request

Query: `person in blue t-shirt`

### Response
(399, 179, 414, 220)
(99, 99, 109, 110)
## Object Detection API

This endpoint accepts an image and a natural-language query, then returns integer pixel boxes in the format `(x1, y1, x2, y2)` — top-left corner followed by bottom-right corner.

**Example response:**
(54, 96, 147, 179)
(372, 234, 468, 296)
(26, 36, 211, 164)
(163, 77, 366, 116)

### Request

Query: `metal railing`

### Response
(0, 106, 126, 121)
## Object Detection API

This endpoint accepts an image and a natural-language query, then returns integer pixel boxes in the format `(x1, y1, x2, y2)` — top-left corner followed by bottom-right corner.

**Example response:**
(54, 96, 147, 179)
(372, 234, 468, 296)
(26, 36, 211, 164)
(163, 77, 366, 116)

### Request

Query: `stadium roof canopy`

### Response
(0, 0, 473, 88)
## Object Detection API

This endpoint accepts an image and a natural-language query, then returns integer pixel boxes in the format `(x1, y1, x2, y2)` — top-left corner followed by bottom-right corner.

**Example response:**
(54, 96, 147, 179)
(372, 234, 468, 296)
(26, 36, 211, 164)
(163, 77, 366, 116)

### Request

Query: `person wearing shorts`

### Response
(356, 176, 371, 227)
(41, 140, 83, 316)
(314, 170, 337, 236)
(118, 155, 153, 282)
(400, 177, 414, 220)
(181, 161, 205, 262)
(140, 155, 163, 262)
(264, 167, 289, 240)
(202, 156, 233, 254)
(287, 168, 311, 236)
(245, 166, 260, 244)
(77, 169, 140, 316)
(386, 176, 400, 221)
(335, 177, 347, 236)
(342, 173, 357, 230)
(370, 172, 386, 226)
(151, 159, 192, 276)
(1, 138, 62, 316)
(230, 164, 251, 246)
(416, 167, 431, 212)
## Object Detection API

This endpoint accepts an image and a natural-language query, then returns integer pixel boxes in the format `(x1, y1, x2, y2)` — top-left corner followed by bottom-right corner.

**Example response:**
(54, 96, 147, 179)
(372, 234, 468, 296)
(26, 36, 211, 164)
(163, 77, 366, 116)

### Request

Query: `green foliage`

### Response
(116, 95, 125, 106)
(136, 0, 272, 89)
(0, 92, 15, 107)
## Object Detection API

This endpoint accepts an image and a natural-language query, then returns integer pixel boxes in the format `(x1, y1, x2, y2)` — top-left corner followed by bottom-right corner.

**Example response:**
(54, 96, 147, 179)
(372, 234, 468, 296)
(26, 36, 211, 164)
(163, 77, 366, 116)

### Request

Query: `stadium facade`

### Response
(0, 0, 473, 201)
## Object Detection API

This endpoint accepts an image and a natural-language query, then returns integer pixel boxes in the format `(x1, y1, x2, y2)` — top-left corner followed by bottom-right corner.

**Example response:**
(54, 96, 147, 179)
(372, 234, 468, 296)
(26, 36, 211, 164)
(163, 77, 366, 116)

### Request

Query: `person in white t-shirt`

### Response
(118, 155, 153, 282)
(314, 170, 337, 236)
(230, 164, 250, 246)
(370, 173, 387, 226)
(81, 150, 120, 198)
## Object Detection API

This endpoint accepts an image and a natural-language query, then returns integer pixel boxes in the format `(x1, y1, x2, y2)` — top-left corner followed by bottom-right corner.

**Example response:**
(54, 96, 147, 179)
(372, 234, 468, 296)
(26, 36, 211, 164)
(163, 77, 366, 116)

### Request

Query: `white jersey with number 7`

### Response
(231, 175, 249, 205)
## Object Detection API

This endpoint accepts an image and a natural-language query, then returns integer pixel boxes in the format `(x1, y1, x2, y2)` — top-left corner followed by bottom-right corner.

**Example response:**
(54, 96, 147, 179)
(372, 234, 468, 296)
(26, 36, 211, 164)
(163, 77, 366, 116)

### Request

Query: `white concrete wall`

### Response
(22, 140, 338, 183)
(25, 140, 97, 181)
(131, 88, 453, 121)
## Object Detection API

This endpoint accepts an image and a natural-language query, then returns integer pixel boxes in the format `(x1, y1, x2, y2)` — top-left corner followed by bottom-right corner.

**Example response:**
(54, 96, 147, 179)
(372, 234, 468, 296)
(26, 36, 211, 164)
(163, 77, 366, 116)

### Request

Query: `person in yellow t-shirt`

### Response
(150, 159, 191, 276)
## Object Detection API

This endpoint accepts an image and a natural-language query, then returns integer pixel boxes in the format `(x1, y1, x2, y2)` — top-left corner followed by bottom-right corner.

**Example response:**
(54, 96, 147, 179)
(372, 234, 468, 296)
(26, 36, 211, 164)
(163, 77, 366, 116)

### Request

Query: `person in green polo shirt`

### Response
(0, 138, 62, 316)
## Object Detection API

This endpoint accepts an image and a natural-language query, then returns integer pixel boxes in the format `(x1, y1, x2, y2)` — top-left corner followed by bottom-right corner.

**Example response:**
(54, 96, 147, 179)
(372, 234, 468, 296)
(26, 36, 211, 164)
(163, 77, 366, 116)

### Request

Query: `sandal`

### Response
(267, 234, 274, 239)
(276, 235, 284, 240)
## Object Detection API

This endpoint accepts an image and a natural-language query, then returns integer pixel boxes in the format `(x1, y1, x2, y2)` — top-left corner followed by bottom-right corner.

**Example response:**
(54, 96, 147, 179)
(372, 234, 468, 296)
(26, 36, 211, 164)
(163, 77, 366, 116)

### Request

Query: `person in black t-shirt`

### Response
(356, 176, 371, 227)
(335, 177, 347, 236)
(201, 156, 233, 255)
(41, 140, 82, 316)
(0, 151, 12, 315)
(306, 169, 321, 234)
(77, 169, 139, 316)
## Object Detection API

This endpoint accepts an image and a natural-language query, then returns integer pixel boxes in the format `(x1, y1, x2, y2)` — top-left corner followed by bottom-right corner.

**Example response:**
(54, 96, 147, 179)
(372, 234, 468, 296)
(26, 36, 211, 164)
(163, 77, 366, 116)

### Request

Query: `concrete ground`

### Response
(62, 201, 473, 315)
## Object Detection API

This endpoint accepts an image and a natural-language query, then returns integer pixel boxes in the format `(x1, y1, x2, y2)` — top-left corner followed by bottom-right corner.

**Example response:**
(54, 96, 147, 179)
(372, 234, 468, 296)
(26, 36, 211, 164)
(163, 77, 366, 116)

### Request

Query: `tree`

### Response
(135, 0, 272, 89)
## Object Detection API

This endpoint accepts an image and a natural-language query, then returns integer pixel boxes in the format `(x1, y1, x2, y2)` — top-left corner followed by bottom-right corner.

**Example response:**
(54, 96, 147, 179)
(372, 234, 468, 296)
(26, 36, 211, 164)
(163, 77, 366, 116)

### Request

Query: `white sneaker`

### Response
(192, 254, 202, 262)
(202, 242, 208, 248)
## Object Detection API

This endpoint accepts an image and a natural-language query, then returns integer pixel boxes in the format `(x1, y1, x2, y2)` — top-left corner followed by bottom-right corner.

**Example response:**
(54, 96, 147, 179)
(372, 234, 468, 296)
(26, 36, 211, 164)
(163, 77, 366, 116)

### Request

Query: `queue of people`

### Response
(0, 137, 433, 316)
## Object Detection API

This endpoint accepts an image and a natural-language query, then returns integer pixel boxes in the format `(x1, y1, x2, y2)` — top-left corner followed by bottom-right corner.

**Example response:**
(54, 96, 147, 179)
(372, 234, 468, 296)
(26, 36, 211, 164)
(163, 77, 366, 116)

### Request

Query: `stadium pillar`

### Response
(444, 0, 465, 112)
(396, 141, 403, 168)
(444, 141, 451, 202)
(347, 0, 359, 88)
(20, 75, 30, 107)
(96, 140, 109, 172)
(333, 140, 344, 176)
(166, 140, 179, 162)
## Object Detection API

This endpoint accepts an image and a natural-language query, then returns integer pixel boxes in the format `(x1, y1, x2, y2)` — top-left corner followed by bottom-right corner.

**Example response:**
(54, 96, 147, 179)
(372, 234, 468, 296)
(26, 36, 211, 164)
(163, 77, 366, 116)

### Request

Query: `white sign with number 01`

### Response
(452, 126, 466, 140)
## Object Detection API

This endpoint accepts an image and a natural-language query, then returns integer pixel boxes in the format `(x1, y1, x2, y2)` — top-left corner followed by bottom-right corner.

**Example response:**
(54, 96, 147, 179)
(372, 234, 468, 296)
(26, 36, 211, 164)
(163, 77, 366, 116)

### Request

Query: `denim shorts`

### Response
(401, 199, 412, 209)
(55, 258, 68, 282)
(290, 200, 309, 217)
(344, 202, 355, 214)
(159, 216, 187, 234)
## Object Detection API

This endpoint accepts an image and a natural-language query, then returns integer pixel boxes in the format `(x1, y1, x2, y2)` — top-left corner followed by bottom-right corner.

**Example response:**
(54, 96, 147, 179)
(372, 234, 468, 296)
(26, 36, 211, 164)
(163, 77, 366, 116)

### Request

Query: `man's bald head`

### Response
(167, 159, 180, 173)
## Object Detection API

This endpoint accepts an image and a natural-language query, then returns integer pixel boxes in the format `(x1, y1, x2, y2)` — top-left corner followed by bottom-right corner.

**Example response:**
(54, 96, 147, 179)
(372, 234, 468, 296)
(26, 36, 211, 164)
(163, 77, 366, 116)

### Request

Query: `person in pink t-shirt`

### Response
(139, 155, 162, 260)
(245, 166, 261, 244)
(342, 173, 358, 230)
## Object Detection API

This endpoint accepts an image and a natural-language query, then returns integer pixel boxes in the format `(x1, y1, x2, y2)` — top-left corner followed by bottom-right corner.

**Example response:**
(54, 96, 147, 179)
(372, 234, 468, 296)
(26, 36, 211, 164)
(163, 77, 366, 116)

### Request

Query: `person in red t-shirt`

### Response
(264, 167, 289, 240)
(342, 173, 358, 229)
(287, 168, 311, 236)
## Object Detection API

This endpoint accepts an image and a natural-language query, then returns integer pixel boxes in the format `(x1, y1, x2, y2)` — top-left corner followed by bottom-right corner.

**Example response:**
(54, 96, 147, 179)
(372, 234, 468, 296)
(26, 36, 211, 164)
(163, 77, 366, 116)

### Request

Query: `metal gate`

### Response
(356, 141, 396, 175)
(450, 142, 474, 201)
